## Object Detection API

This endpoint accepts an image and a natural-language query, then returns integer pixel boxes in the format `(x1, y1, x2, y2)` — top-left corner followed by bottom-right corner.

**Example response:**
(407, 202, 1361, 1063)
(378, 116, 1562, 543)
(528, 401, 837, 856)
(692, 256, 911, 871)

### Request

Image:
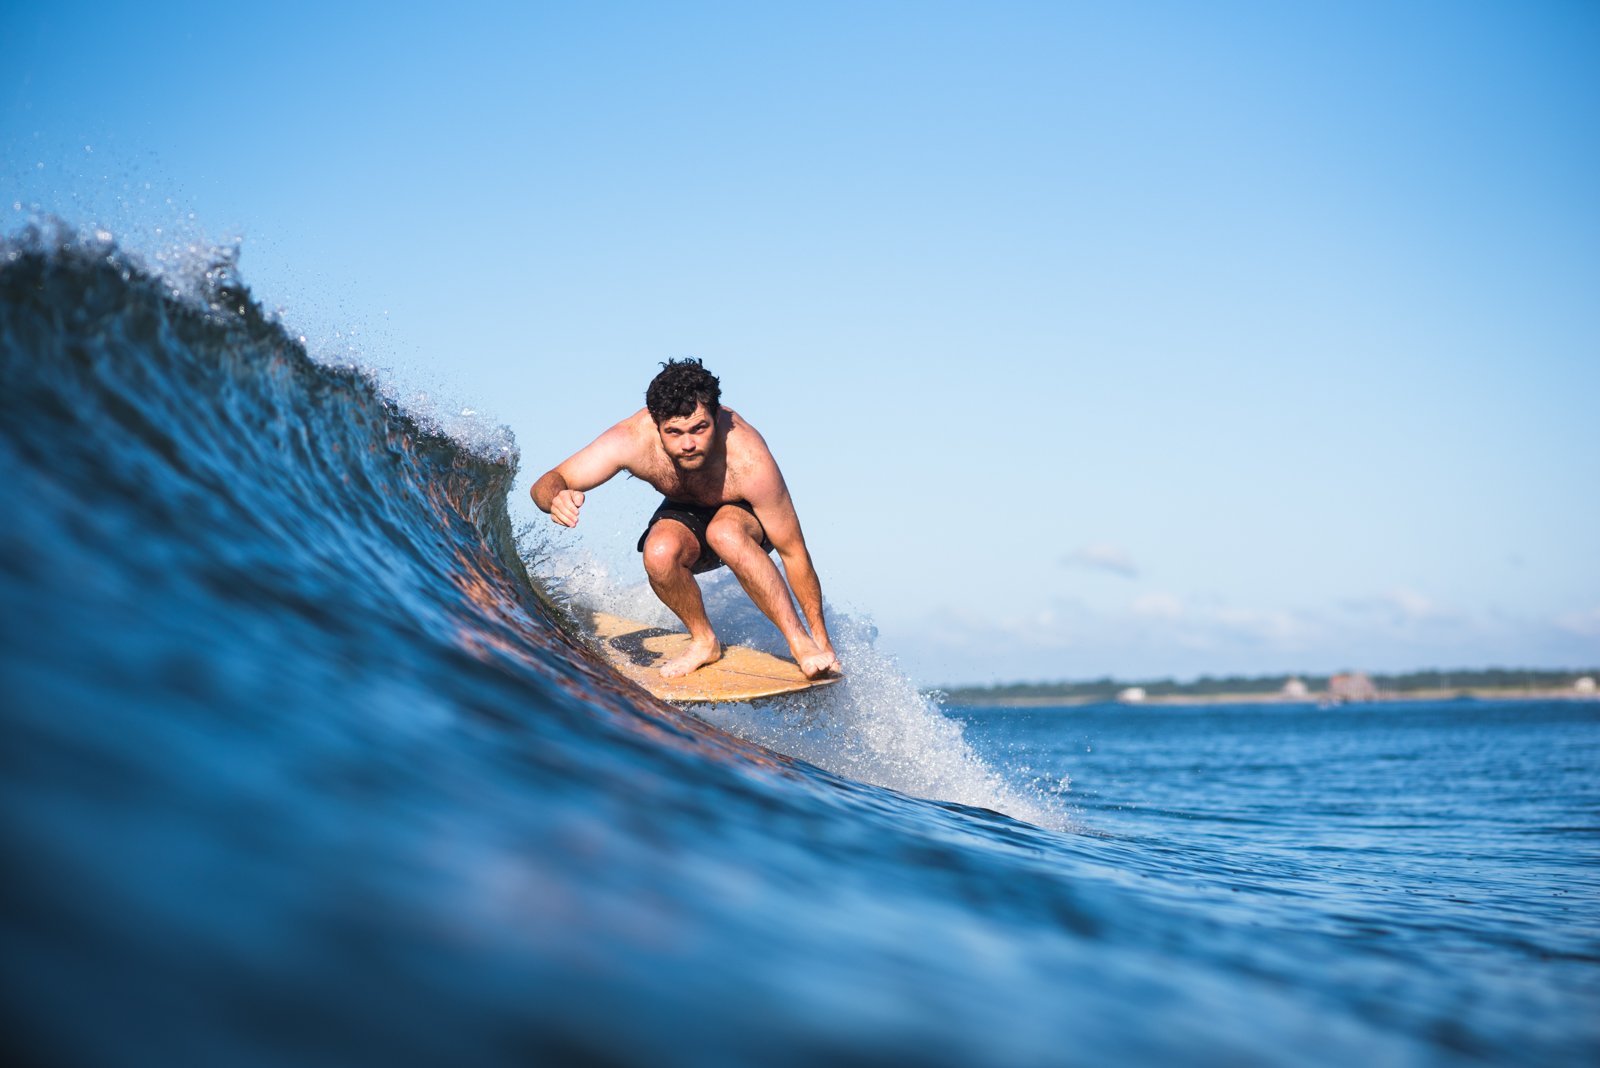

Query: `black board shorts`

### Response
(636, 499, 774, 575)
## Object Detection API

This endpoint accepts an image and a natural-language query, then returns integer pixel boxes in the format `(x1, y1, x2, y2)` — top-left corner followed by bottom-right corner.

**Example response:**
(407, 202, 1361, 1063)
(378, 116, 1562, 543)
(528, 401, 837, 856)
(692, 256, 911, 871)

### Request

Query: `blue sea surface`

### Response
(956, 700, 1600, 1063)
(3, 222, 1597, 1066)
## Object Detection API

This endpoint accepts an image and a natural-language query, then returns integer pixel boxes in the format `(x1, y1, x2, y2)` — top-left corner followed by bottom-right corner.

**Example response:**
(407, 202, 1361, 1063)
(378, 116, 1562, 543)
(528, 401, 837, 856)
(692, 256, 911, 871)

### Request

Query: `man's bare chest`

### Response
(635, 457, 740, 506)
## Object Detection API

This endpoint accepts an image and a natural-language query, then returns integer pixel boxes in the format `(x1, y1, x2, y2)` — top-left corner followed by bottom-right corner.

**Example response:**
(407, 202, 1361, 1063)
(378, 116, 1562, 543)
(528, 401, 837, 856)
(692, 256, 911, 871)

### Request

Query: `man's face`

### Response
(657, 404, 716, 470)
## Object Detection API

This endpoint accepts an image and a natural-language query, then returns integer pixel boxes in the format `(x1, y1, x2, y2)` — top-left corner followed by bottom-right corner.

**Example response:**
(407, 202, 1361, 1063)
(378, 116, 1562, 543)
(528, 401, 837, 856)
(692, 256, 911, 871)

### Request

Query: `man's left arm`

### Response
(750, 484, 833, 658)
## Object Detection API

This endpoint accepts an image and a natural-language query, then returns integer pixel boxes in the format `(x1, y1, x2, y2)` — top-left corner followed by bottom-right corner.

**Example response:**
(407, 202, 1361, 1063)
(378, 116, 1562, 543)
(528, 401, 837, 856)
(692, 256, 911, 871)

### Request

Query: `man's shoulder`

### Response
(568, 409, 655, 472)
(604, 409, 656, 451)
(722, 408, 770, 454)
(721, 410, 785, 500)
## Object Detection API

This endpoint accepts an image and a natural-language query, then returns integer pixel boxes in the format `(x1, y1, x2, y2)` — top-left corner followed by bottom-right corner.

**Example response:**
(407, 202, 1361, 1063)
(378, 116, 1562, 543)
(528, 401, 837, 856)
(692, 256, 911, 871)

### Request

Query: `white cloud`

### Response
(894, 586, 1588, 687)
(1385, 587, 1441, 622)
(1341, 587, 1460, 627)
(1555, 606, 1600, 638)
(1130, 592, 1184, 620)
(1063, 542, 1139, 578)
(1210, 605, 1317, 644)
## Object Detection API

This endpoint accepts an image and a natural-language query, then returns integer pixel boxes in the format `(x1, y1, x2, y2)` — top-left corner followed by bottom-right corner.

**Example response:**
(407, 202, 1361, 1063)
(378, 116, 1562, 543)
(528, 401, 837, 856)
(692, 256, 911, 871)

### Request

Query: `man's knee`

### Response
(705, 510, 762, 560)
(643, 525, 698, 578)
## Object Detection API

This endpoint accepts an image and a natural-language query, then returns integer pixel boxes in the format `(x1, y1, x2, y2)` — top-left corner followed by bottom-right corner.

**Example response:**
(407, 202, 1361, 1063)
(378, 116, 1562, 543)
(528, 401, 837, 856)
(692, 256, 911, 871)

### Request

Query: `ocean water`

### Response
(3, 223, 1597, 1066)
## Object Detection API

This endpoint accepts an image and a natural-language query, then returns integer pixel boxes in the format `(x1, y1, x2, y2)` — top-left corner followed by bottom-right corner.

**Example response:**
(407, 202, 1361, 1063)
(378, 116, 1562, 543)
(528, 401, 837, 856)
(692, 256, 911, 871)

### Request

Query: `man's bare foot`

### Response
(798, 650, 842, 679)
(790, 639, 841, 680)
(660, 636, 721, 678)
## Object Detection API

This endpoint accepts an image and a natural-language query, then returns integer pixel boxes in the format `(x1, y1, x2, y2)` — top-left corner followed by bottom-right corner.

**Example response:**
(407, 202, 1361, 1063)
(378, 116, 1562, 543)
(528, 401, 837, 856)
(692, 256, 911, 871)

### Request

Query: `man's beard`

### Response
(672, 452, 707, 470)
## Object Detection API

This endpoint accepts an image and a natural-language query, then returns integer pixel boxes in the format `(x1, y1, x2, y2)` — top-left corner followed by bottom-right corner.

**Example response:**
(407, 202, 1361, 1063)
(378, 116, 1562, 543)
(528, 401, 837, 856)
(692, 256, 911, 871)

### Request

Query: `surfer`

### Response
(531, 359, 841, 681)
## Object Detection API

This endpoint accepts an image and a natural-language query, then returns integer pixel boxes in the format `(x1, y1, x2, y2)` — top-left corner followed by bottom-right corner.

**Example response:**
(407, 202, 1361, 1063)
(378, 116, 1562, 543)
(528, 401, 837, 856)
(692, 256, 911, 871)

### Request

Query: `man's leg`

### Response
(705, 507, 833, 677)
(641, 520, 722, 678)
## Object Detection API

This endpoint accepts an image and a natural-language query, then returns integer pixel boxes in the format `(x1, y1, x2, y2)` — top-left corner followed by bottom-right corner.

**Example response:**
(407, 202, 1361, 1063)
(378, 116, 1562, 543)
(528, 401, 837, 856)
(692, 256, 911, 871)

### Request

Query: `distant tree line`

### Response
(939, 667, 1600, 703)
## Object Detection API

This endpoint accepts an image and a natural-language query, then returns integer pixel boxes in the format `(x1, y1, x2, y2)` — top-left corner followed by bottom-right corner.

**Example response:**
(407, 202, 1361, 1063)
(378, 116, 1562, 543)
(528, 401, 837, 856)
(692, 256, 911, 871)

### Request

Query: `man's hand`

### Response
(798, 642, 842, 680)
(550, 488, 585, 527)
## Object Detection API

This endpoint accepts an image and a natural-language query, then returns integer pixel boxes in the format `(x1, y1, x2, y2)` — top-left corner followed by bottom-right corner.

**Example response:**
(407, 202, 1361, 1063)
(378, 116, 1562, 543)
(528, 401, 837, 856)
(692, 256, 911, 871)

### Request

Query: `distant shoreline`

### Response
(935, 667, 1600, 708)
(943, 688, 1600, 708)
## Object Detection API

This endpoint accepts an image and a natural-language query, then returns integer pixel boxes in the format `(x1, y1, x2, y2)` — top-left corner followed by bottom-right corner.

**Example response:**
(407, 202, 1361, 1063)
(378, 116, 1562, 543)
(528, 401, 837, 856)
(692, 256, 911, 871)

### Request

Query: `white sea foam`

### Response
(539, 546, 1073, 832)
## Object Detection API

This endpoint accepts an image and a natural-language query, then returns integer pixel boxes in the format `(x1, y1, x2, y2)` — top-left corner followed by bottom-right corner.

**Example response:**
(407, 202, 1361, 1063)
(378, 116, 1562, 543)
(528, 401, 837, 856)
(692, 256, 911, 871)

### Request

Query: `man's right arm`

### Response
(530, 419, 637, 528)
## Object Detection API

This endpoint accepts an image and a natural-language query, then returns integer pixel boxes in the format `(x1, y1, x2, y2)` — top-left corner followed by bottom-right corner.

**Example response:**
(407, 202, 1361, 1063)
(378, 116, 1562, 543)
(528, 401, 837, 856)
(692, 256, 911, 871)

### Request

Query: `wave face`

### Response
(0, 224, 1072, 1066)
(3, 224, 1595, 1068)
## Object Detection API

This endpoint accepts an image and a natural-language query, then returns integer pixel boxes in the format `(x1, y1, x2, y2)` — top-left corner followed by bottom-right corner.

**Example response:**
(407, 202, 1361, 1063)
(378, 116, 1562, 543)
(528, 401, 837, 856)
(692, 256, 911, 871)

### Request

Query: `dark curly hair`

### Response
(645, 358, 721, 424)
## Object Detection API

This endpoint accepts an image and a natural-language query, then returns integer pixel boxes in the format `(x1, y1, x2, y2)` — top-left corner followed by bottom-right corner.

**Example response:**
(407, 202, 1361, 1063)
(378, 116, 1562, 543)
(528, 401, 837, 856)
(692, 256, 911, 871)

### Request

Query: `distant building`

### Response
(1327, 672, 1378, 703)
(1576, 676, 1597, 695)
(1281, 677, 1309, 700)
(1116, 686, 1147, 704)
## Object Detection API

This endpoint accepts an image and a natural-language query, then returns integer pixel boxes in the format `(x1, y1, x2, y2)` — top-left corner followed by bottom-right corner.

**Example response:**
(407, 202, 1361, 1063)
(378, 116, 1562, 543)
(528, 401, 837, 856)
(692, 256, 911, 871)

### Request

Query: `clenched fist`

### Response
(550, 488, 585, 527)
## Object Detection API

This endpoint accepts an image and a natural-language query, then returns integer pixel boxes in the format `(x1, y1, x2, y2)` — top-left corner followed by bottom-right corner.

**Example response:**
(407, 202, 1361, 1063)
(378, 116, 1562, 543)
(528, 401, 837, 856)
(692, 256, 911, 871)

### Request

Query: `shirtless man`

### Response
(531, 359, 841, 681)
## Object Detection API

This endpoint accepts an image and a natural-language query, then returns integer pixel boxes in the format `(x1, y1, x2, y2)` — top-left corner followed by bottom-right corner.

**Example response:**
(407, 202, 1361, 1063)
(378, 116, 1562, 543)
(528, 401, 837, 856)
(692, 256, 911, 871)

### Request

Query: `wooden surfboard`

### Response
(590, 611, 840, 703)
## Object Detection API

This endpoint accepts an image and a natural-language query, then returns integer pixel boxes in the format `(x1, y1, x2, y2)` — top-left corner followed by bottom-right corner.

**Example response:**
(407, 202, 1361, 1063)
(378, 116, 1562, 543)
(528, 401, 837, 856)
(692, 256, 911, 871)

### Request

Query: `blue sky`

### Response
(7, 1, 1598, 685)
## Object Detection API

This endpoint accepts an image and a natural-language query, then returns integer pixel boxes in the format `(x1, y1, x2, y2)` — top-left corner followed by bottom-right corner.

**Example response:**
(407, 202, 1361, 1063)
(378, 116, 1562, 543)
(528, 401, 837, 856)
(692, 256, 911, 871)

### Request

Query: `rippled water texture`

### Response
(3, 226, 1597, 1066)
